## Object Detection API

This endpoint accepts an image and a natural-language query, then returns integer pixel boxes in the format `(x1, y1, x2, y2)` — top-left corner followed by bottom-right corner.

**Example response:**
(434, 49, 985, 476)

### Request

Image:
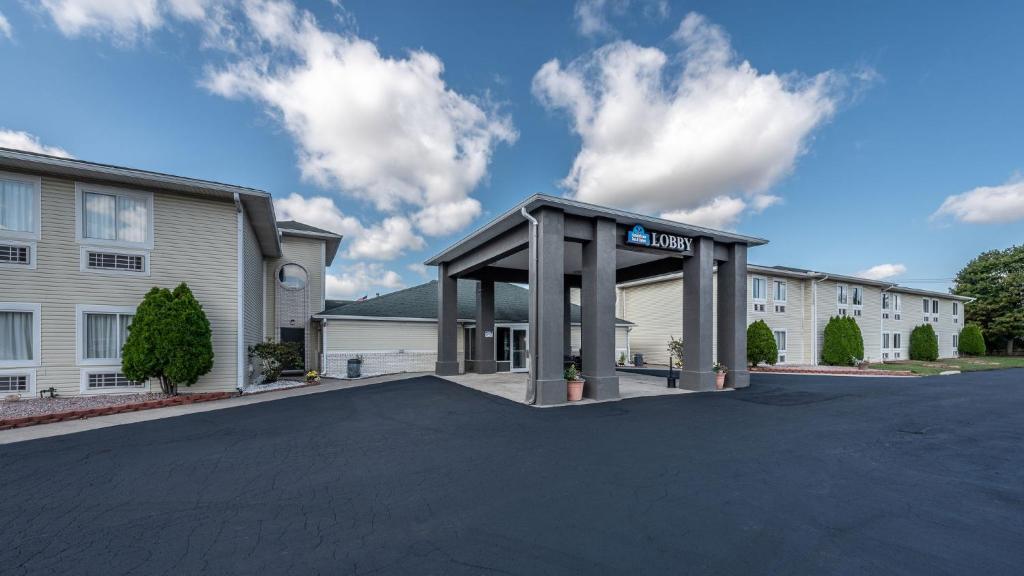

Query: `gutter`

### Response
(234, 193, 246, 392)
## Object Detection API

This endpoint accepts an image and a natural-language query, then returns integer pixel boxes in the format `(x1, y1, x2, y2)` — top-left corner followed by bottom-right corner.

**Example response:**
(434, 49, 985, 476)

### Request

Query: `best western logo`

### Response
(625, 224, 692, 252)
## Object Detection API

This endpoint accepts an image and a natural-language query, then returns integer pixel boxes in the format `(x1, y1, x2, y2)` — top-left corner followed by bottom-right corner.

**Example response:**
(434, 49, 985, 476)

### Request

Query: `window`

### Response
(837, 284, 848, 305)
(87, 250, 145, 271)
(893, 293, 902, 320)
(922, 298, 929, 313)
(953, 333, 960, 354)
(278, 264, 308, 289)
(852, 286, 863, 307)
(882, 293, 890, 310)
(893, 333, 902, 359)
(0, 304, 40, 368)
(752, 277, 766, 301)
(932, 299, 939, 314)
(77, 306, 134, 364)
(86, 373, 139, 389)
(774, 330, 787, 363)
(76, 184, 152, 248)
(0, 374, 28, 392)
(0, 244, 29, 264)
(882, 332, 891, 359)
(953, 302, 960, 324)
(0, 172, 40, 240)
(773, 280, 787, 302)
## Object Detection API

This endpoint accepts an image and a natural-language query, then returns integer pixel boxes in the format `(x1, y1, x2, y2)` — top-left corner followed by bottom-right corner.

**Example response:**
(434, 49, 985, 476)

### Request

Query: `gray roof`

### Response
(276, 220, 343, 266)
(317, 279, 632, 324)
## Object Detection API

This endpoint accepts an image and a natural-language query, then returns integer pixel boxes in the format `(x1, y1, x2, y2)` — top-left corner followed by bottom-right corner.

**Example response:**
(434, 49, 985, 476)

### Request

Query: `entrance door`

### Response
(279, 327, 306, 371)
(511, 327, 529, 372)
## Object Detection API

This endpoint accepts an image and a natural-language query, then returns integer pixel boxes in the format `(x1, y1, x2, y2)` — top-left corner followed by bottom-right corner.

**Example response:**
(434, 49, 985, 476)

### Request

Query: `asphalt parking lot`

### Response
(2, 370, 1023, 575)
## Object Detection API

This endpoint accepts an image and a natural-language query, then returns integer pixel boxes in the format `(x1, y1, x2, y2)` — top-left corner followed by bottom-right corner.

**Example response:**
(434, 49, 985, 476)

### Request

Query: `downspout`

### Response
(811, 274, 830, 365)
(234, 193, 246, 392)
(521, 207, 539, 405)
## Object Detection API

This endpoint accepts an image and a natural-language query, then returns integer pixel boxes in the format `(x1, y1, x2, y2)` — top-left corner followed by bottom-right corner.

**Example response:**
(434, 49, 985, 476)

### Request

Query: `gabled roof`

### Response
(0, 147, 282, 258)
(317, 279, 632, 325)
(276, 220, 343, 266)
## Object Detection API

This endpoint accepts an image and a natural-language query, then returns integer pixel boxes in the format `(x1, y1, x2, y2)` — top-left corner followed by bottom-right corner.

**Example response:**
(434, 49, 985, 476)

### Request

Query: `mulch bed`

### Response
(0, 392, 237, 430)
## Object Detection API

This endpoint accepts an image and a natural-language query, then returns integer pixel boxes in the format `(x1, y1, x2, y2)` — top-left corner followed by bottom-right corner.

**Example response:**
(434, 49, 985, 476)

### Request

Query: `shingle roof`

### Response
(277, 220, 340, 236)
(276, 220, 343, 265)
(318, 279, 632, 324)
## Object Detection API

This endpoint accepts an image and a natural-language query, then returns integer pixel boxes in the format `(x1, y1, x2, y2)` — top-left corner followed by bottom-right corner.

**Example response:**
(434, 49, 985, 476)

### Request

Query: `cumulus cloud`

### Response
(326, 263, 404, 300)
(407, 262, 432, 279)
(535, 12, 847, 228)
(932, 176, 1024, 224)
(0, 10, 13, 40)
(38, 0, 216, 42)
(204, 0, 515, 237)
(273, 192, 425, 261)
(0, 129, 73, 158)
(856, 263, 907, 281)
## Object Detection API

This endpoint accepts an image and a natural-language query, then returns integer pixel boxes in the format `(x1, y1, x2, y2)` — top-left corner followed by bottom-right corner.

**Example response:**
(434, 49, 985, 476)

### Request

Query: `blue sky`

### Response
(1, 0, 1022, 298)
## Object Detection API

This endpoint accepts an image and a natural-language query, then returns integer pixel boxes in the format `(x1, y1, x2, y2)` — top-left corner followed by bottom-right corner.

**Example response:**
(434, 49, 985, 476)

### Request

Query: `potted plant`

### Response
(305, 370, 321, 383)
(565, 364, 585, 402)
(617, 352, 627, 366)
(713, 362, 728, 390)
(347, 355, 363, 378)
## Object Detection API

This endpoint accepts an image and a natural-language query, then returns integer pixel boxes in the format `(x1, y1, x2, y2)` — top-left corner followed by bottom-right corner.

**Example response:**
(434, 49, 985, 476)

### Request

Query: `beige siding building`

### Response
(0, 149, 339, 397)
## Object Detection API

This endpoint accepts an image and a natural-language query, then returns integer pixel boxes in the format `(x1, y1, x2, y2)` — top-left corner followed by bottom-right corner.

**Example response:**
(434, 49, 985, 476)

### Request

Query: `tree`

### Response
(909, 324, 939, 361)
(953, 245, 1024, 354)
(846, 317, 865, 360)
(747, 320, 778, 366)
(122, 283, 215, 394)
(666, 336, 683, 367)
(958, 324, 986, 356)
(822, 316, 860, 366)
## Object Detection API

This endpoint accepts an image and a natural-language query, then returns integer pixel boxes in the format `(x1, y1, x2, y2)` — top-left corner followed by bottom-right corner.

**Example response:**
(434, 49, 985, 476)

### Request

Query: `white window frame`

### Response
(0, 368, 36, 396)
(75, 182, 154, 250)
(953, 333, 959, 356)
(76, 305, 137, 366)
(893, 293, 902, 319)
(78, 245, 151, 277)
(837, 284, 848, 306)
(953, 301, 960, 324)
(0, 171, 41, 242)
(0, 238, 38, 270)
(851, 285, 863, 308)
(79, 366, 148, 394)
(752, 276, 767, 301)
(774, 330, 787, 364)
(0, 302, 41, 369)
(773, 280, 787, 303)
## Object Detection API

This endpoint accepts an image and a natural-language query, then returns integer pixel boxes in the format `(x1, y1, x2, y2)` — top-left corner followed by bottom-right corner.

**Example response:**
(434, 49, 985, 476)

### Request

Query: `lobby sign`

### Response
(625, 225, 693, 253)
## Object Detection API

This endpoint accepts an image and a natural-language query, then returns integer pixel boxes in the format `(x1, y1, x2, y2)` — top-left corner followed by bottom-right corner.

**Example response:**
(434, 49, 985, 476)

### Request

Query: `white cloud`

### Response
(0, 129, 73, 158)
(661, 196, 746, 230)
(932, 176, 1024, 224)
(273, 192, 425, 260)
(574, 0, 668, 37)
(204, 0, 515, 237)
(37, 0, 217, 42)
(535, 12, 847, 226)
(407, 262, 432, 279)
(0, 10, 13, 40)
(326, 263, 404, 300)
(856, 263, 907, 281)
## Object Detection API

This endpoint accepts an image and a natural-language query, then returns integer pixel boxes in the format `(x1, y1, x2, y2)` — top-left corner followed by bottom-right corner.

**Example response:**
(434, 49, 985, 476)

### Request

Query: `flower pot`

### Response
(567, 379, 585, 402)
(715, 371, 727, 390)
(347, 360, 362, 378)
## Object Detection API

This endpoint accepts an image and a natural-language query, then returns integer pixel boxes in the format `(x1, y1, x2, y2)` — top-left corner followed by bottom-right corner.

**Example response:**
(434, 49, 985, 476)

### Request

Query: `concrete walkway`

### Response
(443, 369, 698, 406)
(0, 372, 427, 445)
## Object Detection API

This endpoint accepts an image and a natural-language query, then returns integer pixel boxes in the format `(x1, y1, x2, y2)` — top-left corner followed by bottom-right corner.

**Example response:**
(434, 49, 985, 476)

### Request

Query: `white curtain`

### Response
(83, 192, 116, 240)
(0, 311, 33, 361)
(85, 313, 118, 359)
(116, 195, 147, 242)
(0, 179, 34, 233)
(119, 314, 133, 348)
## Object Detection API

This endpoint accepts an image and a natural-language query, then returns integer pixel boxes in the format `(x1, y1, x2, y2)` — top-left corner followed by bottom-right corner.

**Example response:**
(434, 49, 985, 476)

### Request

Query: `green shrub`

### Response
(666, 336, 684, 367)
(122, 283, 214, 394)
(958, 324, 986, 356)
(249, 339, 303, 384)
(821, 315, 862, 366)
(746, 320, 778, 366)
(909, 324, 939, 361)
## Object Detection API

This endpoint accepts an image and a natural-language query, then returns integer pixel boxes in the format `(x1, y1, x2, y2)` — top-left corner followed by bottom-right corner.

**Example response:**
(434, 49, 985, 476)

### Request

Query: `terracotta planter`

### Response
(715, 371, 727, 390)
(567, 379, 585, 402)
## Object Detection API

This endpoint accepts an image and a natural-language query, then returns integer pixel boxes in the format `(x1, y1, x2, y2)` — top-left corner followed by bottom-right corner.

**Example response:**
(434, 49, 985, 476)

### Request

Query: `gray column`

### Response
(564, 284, 572, 359)
(475, 280, 497, 374)
(528, 207, 566, 405)
(581, 218, 619, 400)
(717, 243, 750, 388)
(435, 263, 459, 376)
(680, 237, 715, 390)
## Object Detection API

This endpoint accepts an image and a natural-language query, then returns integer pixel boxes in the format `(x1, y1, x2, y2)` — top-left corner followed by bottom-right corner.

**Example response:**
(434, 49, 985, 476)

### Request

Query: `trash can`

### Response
(633, 353, 644, 367)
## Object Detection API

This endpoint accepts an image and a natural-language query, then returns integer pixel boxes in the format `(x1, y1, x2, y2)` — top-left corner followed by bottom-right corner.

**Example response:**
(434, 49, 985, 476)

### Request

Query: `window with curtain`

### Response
(0, 177, 36, 234)
(83, 312, 133, 360)
(773, 280, 786, 302)
(752, 277, 766, 300)
(82, 190, 149, 244)
(0, 310, 34, 361)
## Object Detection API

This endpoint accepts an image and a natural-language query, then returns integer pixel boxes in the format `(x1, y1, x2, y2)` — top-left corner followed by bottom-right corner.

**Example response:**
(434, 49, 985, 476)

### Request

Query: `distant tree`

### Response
(953, 245, 1024, 354)
(958, 324, 986, 356)
(909, 324, 939, 361)
(122, 283, 214, 394)
(746, 320, 778, 366)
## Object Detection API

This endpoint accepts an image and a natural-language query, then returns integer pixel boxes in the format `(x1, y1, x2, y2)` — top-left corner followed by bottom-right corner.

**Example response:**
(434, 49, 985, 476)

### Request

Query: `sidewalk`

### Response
(0, 372, 426, 445)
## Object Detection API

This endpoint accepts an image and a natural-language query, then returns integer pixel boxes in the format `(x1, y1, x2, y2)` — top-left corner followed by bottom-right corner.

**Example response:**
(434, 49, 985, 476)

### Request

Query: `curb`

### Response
(0, 392, 237, 430)
(750, 367, 915, 377)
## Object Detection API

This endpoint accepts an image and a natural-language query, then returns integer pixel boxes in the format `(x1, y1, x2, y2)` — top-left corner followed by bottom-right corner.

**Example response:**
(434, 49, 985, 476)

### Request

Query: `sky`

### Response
(1, 0, 1022, 299)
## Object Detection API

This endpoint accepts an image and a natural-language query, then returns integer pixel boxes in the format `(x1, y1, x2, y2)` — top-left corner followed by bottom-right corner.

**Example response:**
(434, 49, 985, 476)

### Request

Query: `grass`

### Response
(868, 356, 1024, 376)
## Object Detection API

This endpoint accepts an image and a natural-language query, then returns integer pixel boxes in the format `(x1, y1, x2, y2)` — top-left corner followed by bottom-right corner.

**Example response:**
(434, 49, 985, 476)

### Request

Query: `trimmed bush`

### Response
(909, 324, 939, 361)
(821, 316, 864, 366)
(958, 324, 986, 356)
(747, 320, 778, 366)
